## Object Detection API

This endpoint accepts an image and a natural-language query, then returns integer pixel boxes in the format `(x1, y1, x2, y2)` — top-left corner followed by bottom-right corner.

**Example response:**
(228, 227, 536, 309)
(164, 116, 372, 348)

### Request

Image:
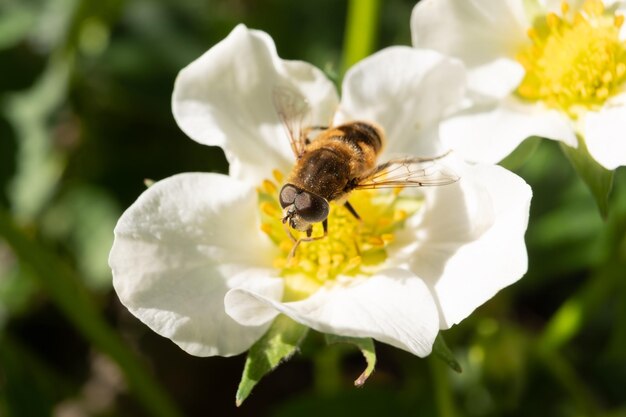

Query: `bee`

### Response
(273, 86, 458, 257)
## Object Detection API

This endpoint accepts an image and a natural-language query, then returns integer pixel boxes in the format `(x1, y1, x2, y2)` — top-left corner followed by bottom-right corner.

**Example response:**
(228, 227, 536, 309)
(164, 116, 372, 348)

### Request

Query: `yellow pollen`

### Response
(516, 0, 626, 118)
(546, 13, 561, 29)
(256, 173, 423, 301)
(582, 0, 603, 15)
(260, 201, 279, 217)
(260, 222, 273, 235)
(272, 169, 283, 183)
(261, 179, 277, 194)
(381, 233, 395, 243)
(394, 209, 408, 221)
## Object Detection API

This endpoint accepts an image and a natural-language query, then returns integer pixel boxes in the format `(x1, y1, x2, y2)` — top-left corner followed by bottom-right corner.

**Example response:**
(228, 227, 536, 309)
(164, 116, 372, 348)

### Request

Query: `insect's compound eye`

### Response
(279, 184, 298, 208)
(294, 192, 329, 223)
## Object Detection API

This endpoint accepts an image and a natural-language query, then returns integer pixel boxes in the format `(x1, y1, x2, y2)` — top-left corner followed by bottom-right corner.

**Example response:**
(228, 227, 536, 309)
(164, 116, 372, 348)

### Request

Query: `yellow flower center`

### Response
(516, 0, 626, 118)
(257, 170, 423, 301)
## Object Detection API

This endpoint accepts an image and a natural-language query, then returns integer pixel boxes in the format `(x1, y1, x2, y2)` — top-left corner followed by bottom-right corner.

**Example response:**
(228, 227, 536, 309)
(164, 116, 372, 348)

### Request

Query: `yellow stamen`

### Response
(272, 169, 284, 183)
(261, 223, 273, 235)
(256, 173, 424, 301)
(582, 0, 603, 16)
(546, 13, 561, 30)
(262, 179, 277, 193)
(260, 201, 279, 217)
(516, 0, 626, 118)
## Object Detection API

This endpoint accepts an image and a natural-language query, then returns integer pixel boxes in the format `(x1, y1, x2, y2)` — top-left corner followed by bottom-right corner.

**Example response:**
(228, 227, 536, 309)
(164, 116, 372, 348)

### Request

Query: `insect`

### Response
(273, 86, 459, 257)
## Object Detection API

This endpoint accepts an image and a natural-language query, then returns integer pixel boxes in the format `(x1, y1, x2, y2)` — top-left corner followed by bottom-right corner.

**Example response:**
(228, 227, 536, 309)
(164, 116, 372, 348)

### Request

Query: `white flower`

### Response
(411, 0, 626, 169)
(109, 25, 532, 358)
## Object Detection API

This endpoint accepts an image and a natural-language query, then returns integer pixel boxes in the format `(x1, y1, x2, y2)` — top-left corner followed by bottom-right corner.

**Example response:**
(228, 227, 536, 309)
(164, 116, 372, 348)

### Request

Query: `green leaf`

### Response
(499, 136, 542, 171)
(560, 136, 614, 219)
(236, 315, 308, 406)
(325, 334, 376, 386)
(432, 333, 462, 373)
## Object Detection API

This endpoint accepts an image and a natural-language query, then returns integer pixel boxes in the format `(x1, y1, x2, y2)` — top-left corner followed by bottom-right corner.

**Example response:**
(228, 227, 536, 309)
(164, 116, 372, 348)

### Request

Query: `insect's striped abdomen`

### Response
(338, 121, 384, 156)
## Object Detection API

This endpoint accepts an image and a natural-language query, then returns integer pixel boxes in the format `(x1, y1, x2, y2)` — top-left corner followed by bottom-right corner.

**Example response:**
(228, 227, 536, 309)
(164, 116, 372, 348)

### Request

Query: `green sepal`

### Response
(499, 136, 542, 171)
(325, 334, 376, 386)
(433, 333, 462, 373)
(236, 315, 308, 406)
(560, 136, 614, 220)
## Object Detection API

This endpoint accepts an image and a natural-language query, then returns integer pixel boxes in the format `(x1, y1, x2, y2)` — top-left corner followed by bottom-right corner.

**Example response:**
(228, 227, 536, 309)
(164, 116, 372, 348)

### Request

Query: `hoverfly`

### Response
(273, 86, 458, 257)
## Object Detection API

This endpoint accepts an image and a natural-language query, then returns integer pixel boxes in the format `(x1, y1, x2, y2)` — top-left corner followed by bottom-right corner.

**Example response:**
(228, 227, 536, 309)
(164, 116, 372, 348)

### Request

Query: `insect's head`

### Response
(279, 184, 329, 231)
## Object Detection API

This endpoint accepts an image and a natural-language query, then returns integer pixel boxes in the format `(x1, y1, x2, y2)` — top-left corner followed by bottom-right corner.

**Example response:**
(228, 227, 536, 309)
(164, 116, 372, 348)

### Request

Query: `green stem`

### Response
(538, 260, 619, 353)
(535, 349, 600, 417)
(429, 356, 456, 417)
(0, 210, 183, 417)
(313, 343, 343, 396)
(340, 0, 381, 78)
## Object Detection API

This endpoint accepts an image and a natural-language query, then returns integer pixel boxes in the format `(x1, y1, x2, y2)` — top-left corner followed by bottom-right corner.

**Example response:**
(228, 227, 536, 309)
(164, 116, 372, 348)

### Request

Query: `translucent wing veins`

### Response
(272, 86, 311, 158)
(354, 155, 459, 190)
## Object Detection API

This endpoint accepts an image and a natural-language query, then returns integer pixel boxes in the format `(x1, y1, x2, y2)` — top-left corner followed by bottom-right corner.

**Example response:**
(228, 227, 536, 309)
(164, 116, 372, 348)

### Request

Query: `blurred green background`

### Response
(1, 0, 626, 416)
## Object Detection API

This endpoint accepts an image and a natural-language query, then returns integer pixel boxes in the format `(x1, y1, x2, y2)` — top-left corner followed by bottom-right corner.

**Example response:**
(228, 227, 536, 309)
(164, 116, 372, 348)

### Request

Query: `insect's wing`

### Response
(272, 85, 311, 158)
(354, 156, 459, 189)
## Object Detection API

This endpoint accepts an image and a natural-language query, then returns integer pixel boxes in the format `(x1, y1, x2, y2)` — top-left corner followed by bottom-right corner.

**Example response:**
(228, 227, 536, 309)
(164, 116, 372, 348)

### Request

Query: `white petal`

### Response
(172, 24, 339, 184)
(584, 98, 626, 169)
(110, 173, 283, 357)
(225, 270, 440, 357)
(406, 164, 531, 329)
(337, 47, 466, 157)
(466, 58, 525, 100)
(411, 0, 528, 98)
(391, 157, 496, 274)
(441, 97, 577, 163)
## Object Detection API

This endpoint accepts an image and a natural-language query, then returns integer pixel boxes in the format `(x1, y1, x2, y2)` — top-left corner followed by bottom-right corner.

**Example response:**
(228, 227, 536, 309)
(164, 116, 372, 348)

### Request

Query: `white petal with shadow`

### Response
(172, 24, 338, 185)
(402, 164, 531, 328)
(337, 47, 466, 158)
(110, 173, 283, 357)
(411, 0, 528, 99)
(441, 97, 577, 163)
(584, 96, 626, 170)
(225, 270, 440, 357)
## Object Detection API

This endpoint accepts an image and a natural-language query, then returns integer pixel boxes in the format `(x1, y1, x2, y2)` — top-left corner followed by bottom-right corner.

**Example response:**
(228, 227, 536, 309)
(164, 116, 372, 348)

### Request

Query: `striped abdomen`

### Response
(286, 121, 384, 201)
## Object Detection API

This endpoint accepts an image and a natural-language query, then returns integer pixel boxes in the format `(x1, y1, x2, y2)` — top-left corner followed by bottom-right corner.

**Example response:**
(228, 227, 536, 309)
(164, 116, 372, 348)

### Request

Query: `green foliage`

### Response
(341, 0, 381, 76)
(236, 315, 308, 406)
(432, 333, 462, 373)
(560, 136, 614, 219)
(324, 334, 377, 386)
(0, 210, 183, 417)
(499, 136, 542, 171)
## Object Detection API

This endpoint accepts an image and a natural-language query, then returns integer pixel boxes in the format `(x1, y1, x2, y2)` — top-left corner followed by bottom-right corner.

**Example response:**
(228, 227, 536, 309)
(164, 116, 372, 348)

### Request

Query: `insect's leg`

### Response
(344, 201, 361, 221)
(288, 240, 303, 261)
(282, 222, 298, 243)
(288, 219, 329, 260)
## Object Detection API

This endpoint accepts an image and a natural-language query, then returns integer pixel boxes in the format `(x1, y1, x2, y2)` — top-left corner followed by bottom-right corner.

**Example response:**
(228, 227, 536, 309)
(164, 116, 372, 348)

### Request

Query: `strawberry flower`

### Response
(412, 0, 626, 169)
(109, 25, 531, 359)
